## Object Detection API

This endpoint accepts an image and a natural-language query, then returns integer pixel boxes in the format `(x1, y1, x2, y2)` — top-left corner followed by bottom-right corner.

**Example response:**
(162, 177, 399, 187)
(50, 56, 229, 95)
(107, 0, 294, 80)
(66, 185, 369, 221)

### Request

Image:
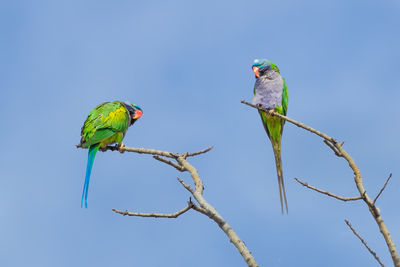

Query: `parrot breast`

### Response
(253, 75, 284, 110)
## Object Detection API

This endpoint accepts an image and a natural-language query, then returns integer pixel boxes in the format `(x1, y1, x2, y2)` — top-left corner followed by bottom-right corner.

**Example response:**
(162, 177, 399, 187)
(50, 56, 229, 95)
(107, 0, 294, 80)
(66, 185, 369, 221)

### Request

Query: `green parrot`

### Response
(251, 59, 289, 214)
(78, 101, 143, 208)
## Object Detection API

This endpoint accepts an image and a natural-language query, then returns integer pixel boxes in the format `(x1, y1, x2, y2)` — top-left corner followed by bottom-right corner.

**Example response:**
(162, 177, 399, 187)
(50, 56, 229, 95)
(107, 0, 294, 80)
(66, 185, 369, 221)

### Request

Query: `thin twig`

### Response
(112, 200, 195, 218)
(177, 177, 195, 194)
(186, 146, 213, 157)
(294, 178, 362, 201)
(153, 155, 185, 172)
(374, 173, 393, 205)
(324, 139, 342, 157)
(345, 219, 386, 267)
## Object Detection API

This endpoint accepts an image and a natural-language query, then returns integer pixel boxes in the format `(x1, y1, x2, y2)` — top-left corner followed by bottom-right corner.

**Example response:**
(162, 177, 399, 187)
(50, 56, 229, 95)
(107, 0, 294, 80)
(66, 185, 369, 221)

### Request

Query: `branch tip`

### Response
(185, 146, 213, 157)
(373, 173, 393, 205)
(177, 177, 195, 194)
(345, 219, 385, 267)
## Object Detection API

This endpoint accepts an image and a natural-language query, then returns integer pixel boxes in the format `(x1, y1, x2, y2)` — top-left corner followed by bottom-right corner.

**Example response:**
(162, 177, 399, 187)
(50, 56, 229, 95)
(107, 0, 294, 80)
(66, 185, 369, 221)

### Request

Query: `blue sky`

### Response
(1, 0, 400, 266)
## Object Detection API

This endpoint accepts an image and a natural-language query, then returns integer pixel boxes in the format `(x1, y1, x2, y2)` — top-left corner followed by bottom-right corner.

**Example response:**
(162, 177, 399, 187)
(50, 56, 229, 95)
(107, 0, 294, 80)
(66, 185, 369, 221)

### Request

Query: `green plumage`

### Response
(79, 100, 142, 208)
(252, 59, 289, 214)
(80, 101, 131, 149)
(259, 81, 288, 214)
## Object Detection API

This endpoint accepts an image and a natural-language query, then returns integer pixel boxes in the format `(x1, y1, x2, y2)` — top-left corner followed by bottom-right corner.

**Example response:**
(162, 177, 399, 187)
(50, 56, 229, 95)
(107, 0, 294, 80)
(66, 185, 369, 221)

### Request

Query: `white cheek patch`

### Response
(253, 59, 260, 63)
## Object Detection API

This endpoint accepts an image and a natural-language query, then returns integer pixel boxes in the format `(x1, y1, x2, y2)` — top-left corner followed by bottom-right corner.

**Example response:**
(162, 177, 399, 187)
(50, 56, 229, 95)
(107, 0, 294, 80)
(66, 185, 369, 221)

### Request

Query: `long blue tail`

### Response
(81, 144, 100, 208)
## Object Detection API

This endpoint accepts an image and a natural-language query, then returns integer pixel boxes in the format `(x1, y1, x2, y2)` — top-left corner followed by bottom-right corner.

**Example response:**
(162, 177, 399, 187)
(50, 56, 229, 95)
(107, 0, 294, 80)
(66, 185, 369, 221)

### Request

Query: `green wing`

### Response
(281, 78, 288, 116)
(80, 101, 130, 147)
(279, 78, 289, 131)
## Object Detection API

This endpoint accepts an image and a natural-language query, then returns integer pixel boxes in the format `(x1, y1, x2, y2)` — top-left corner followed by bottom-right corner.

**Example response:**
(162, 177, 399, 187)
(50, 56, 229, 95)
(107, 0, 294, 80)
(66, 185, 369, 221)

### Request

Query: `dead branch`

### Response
(323, 139, 342, 156)
(177, 177, 195, 194)
(345, 219, 386, 267)
(186, 146, 213, 157)
(294, 178, 362, 201)
(242, 99, 399, 267)
(103, 144, 178, 158)
(241, 100, 336, 142)
(83, 144, 259, 267)
(153, 155, 185, 172)
(112, 199, 195, 218)
(374, 173, 393, 205)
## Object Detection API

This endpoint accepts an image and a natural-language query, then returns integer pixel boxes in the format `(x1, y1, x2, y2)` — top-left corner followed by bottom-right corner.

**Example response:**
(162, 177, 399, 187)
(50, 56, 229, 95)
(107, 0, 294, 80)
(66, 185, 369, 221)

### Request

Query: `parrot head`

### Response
(124, 103, 143, 125)
(252, 59, 280, 79)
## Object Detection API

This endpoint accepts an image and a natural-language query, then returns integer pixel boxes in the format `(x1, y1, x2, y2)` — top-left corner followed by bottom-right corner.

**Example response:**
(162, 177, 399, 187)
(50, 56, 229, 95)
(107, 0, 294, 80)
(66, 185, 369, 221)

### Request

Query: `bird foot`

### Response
(118, 143, 125, 153)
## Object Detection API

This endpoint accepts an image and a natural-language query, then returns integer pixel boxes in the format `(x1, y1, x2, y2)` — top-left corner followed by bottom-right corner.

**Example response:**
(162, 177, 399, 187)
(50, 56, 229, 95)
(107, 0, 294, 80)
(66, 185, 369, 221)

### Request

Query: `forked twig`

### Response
(242, 99, 399, 267)
(80, 144, 259, 267)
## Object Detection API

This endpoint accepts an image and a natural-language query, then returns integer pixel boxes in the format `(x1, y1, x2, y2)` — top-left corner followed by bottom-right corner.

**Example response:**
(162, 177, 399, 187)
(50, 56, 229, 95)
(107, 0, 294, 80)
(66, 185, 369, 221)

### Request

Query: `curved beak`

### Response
(252, 66, 260, 78)
(133, 109, 143, 120)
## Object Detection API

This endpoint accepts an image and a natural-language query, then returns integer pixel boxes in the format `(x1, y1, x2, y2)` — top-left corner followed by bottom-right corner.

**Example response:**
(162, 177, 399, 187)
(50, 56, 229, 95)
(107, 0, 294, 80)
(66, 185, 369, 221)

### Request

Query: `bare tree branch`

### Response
(103, 144, 179, 158)
(153, 155, 185, 172)
(191, 202, 209, 216)
(176, 156, 204, 194)
(242, 100, 399, 267)
(175, 154, 258, 266)
(112, 199, 195, 218)
(177, 177, 195, 194)
(82, 144, 258, 267)
(241, 100, 336, 142)
(323, 139, 342, 156)
(185, 146, 213, 157)
(345, 219, 386, 267)
(294, 178, 362, 201)
(374, 173, 393, 205)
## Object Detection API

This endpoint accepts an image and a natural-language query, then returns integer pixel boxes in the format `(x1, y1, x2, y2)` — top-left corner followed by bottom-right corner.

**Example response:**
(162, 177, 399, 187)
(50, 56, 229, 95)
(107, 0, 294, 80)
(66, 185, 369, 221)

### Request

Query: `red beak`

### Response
(252, 66, 260, 78)
(133, 110, 143, 119)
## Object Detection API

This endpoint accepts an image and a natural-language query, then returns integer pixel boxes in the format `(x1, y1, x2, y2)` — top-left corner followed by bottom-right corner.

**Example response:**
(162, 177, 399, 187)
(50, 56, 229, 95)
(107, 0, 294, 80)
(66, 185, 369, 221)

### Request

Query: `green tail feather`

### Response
(272, 140, 288, 214)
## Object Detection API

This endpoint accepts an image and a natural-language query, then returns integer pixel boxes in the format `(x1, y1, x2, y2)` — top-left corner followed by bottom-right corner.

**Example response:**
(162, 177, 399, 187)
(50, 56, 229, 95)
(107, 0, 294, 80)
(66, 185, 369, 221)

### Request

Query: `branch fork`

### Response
(76, 100, 397, 267)
(241, 99, 399, 267)
(83, 144, 259, 267)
